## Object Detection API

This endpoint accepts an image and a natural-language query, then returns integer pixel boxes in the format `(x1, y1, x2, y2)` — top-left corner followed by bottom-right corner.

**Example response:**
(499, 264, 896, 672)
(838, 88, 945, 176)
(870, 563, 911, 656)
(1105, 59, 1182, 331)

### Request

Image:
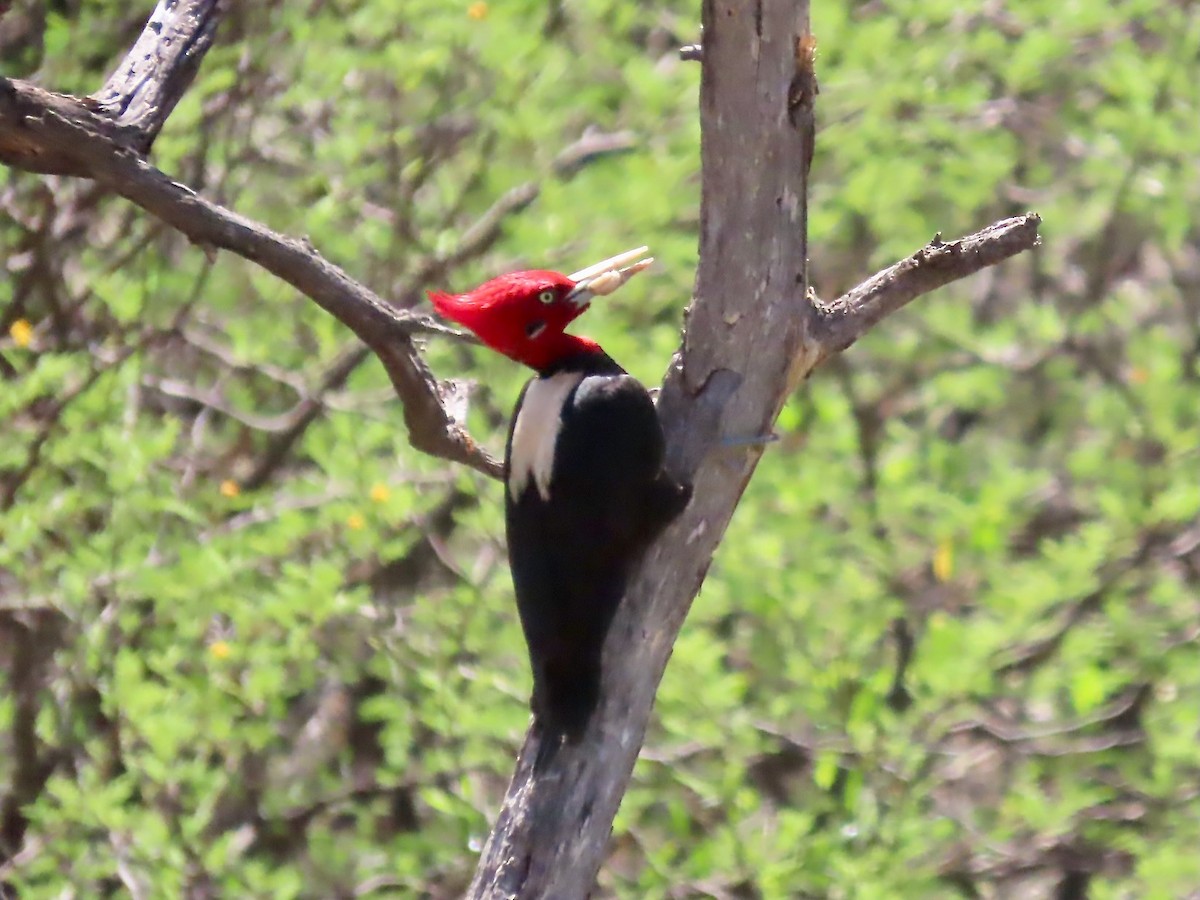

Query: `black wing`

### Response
(504, 371, 690, 742)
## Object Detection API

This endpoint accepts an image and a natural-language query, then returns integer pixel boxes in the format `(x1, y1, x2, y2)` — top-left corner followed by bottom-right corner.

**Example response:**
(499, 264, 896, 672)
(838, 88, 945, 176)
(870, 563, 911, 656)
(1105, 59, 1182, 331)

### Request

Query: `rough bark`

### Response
(0, 0, 223, 174)
(90, 0, 226, 149)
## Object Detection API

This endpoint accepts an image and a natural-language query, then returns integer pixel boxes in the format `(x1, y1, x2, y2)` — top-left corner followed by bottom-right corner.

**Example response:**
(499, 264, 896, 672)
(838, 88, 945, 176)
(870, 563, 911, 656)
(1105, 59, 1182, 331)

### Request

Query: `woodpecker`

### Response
(429, 247, 691, 752)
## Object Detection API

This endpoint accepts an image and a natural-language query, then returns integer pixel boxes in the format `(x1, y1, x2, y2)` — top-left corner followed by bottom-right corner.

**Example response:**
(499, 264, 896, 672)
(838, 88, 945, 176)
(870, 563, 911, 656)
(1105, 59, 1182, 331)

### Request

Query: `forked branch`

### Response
(0, 0, 508, 479)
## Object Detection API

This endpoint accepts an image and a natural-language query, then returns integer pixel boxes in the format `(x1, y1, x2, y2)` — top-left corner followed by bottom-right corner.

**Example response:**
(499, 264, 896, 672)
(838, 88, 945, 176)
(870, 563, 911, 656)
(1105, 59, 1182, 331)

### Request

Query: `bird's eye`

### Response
(537, 289, 556, 305)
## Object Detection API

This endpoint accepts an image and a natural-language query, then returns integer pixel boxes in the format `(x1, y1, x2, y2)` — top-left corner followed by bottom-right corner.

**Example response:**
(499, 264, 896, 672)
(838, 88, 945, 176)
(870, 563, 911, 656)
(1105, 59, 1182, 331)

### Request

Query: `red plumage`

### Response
(427, 270, 598, 372)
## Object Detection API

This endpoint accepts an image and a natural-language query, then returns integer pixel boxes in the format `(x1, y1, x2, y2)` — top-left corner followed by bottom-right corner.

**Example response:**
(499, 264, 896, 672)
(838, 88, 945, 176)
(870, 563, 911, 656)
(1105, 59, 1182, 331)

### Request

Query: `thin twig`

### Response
(814, 214, 1043, 357)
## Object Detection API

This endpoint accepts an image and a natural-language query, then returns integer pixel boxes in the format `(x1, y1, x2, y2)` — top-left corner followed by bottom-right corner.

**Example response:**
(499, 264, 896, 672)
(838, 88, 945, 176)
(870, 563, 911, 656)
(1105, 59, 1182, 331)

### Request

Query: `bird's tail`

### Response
(532, 656, 601, 772)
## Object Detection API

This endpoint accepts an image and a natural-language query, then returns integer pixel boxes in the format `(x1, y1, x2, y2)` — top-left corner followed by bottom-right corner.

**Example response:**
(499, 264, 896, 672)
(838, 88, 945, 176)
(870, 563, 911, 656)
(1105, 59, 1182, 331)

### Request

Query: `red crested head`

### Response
(428, 247, 653, 372)
(429, 270, 593, 371)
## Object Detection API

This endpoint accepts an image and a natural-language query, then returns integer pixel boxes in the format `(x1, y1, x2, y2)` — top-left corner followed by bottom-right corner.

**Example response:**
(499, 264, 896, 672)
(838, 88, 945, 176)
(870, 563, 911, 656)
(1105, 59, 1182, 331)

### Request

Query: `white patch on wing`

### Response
(509, 370, 584, 501)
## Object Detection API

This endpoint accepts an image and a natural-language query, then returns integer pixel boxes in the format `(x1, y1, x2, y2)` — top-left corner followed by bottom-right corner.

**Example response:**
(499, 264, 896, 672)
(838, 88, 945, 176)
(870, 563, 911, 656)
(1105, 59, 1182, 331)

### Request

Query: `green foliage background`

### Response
(3, 0, 1199, 896)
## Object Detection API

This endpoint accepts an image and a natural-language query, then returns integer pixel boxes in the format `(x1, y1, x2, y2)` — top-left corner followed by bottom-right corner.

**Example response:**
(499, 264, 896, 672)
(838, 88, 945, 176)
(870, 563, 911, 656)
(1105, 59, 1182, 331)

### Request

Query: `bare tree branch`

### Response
(815, 214, 1043, 357)
(0, 6, 627, 488)
(0, 0, 224, 173)
(0, 1, 515, 481)
(0, 77, 505, 479)
(0, 81, 121, 176)
(90, 0, 226, 150)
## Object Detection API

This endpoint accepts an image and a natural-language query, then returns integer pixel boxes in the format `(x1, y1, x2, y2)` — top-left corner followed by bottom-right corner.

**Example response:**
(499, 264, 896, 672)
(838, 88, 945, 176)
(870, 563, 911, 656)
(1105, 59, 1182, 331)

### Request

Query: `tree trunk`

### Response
(465, 2, 819, 896)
